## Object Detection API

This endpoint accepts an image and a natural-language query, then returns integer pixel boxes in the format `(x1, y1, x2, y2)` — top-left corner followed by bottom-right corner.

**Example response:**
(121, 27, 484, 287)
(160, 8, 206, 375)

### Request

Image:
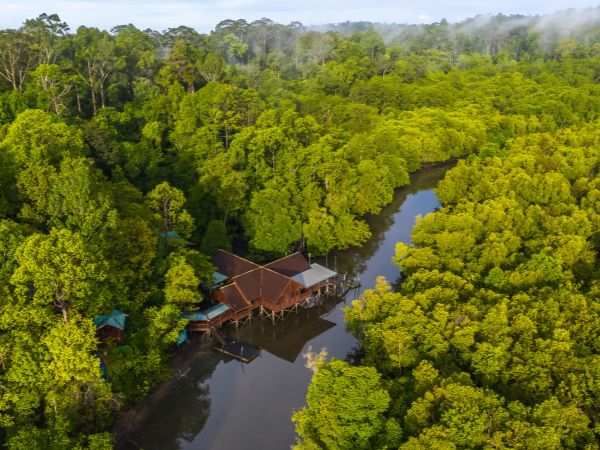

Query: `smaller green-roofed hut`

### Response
(165, 230, 181, 239)
(94, 309, 127, 342)
(160, 230, 194, 248)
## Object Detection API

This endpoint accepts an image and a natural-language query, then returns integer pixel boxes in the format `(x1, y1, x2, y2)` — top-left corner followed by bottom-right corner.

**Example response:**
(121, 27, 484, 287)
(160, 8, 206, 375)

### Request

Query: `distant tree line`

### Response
(1, 10, 600, 448)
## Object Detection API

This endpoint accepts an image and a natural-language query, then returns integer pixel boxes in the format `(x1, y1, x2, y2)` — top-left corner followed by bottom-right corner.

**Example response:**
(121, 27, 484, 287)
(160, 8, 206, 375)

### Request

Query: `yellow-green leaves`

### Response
(11, 229, 109, 322)
(293, 359, 391, 450)
(245, 184, 301, 253)
(0, 109, 84, 169)
(146, 181, 194, 252)
(163, 255, 202, 306)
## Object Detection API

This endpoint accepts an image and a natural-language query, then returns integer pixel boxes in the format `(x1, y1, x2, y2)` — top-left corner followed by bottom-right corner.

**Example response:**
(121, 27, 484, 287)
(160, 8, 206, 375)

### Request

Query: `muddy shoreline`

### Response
(112, 336, 213, 449)
(112, 161, 455, 449)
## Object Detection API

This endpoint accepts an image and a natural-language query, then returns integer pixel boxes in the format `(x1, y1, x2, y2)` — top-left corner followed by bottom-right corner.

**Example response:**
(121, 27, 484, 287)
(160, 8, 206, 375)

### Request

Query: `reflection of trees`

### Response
(124, 344, 223, 450)
(122, 163, 454, 450)
(325, 162, 454, 281)
(231, 298, 339, 362)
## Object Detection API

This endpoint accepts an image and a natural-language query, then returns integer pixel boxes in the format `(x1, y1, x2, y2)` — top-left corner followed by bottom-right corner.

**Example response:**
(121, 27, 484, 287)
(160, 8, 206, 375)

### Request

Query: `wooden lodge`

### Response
(181, 250, 337, 333)
(213, 283, 255, 322)
(210, 250, 338, 324)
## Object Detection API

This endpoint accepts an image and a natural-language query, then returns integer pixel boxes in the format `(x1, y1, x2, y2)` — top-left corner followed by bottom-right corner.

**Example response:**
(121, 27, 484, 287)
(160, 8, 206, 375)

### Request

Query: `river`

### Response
(121, 162, 452, 450)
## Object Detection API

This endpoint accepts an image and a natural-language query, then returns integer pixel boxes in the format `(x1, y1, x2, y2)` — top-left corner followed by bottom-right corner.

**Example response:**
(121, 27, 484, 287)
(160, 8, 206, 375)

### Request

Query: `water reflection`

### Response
(329, 162, 451, 281)
(233, 302, 337, 363)
(121, 162, 452, 450)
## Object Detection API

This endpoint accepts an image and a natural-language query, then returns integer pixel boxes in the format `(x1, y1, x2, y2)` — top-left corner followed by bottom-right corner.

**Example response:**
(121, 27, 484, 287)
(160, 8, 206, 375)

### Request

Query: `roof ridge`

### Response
(220, 281, 253, 308)
(264, 251, 304, 267)
(216, 249, 260, 267)
(231, 282, 252, 305)
(274, 279, 292, 304)
(229, 265, 262, 281)
(260, 265, 295, 281)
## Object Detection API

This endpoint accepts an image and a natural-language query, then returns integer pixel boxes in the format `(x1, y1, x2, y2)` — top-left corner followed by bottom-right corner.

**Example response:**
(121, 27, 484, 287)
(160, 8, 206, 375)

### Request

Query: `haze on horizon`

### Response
(1, 0, 600, 31)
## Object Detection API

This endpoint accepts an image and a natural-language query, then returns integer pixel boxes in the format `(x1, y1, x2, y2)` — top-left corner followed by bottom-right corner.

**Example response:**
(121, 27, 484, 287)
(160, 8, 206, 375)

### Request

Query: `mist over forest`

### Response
(1, 5, 600, 449)
(317, 7, 600, 48)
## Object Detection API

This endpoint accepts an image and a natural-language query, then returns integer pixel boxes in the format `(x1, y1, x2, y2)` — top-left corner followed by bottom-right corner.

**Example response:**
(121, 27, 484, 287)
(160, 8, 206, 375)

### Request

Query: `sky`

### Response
(1, 0, 600, 31)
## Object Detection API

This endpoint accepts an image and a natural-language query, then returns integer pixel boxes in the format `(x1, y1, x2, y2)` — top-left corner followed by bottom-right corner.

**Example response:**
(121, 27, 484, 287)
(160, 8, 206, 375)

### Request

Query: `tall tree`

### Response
(146, 181, 194, 253)
(293, 359, 393, 450)
(0, 29, 34, 91)
(11, 229, 110, 323)
(72, 27, 121, 115)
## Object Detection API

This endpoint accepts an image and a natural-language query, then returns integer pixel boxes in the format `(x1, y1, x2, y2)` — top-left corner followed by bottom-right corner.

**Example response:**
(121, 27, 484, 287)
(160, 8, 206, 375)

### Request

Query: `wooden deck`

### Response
(215, 341, 261, 363)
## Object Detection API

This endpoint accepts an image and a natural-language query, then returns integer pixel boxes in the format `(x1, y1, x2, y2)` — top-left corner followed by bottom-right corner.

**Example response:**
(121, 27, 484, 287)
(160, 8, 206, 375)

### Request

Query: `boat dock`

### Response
(215, 341, 261, 363)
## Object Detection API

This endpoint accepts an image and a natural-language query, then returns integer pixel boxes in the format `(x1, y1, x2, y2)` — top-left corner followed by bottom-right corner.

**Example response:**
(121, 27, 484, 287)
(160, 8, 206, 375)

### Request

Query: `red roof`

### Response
(265, 252, 310, 278)
(219, 283, 251, 312)
(231, 268, 292, 304)
(213, 251, 315, 309)
(212, 249, 260, 278)
(258, 268, 292, 304)
(233, 268, 262, 301)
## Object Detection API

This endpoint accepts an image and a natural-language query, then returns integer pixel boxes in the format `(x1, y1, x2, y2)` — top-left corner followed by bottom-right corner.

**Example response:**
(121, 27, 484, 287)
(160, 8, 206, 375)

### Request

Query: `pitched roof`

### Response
(211, 249, 259, 278)
(233, 268, 262, 301)
(292, 263, 337, 288)
(265, 252, 311, 278)
(231, 267, 294, 304)
(259, 268, 292, 303)
(181, 303, 231, 321)
(213, 251, 336, 308)
(212, 271, 229, 285)
(94, 309, 127, 330)
(219, 283, 252, 312)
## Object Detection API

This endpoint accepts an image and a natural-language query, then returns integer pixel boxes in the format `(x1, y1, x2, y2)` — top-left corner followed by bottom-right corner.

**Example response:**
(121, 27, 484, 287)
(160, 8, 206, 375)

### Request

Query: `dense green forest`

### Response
(296, 127, 600, 449)
(1, 9, 600, 448)
(293, 16, 600, 450)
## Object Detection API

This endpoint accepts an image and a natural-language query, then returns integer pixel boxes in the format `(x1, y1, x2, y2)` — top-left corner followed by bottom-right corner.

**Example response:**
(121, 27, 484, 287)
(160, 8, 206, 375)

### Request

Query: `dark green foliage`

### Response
(200, 219, 232, 256)
(1, 9, 600, 449)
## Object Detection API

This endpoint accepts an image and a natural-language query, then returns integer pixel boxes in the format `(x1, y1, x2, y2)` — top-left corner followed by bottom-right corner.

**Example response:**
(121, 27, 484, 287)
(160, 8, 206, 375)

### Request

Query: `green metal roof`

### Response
(94, 309, 127, 330)
(212, 271, 229, 285)
(176, 329, 188, 346)
(181, 303, 230, 322)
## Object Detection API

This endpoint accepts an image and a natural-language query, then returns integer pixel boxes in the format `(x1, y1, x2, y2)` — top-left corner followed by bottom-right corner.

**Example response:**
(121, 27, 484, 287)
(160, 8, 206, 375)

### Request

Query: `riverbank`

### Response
(114, 161, 454, 450)
(112, 336, 214, 449)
